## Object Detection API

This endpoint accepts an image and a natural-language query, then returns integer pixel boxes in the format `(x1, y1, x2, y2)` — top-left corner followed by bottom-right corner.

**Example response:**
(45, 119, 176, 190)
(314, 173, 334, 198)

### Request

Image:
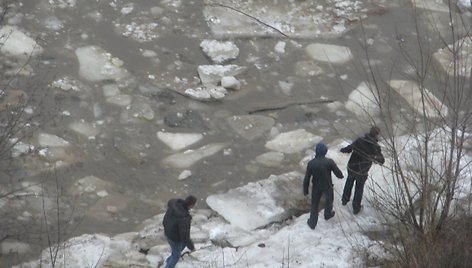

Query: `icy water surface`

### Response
(0, 0, 469, 265)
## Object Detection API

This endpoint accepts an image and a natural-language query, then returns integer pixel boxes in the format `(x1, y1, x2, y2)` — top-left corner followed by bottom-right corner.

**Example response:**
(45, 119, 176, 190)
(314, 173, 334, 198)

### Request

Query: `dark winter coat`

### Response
(163, 199, 195, 250)
(341, 133, 385, 176)
(303, 143, 344, 194)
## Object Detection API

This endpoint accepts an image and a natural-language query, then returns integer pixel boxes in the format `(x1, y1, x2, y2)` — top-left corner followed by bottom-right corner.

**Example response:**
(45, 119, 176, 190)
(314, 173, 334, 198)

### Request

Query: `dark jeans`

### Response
(165, 236, 185, 268)
(308, 188, 334, 228)
(342, 171, 367, 211)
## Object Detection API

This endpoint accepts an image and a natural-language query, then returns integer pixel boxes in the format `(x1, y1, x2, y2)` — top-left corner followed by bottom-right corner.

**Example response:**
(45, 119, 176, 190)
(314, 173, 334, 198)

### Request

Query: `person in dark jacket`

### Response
(303, 143, 344, 229)
(163, 195, 197, 268)
(340, 126, 385, 214)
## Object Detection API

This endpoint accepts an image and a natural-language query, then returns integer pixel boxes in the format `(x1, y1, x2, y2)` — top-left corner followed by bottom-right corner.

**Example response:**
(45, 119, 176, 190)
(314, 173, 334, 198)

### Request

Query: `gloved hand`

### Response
(340, 147, 349, 153)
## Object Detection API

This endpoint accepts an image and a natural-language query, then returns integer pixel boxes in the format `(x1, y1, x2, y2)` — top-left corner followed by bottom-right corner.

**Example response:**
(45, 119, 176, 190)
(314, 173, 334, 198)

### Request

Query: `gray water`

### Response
(0, 0, 469, 265)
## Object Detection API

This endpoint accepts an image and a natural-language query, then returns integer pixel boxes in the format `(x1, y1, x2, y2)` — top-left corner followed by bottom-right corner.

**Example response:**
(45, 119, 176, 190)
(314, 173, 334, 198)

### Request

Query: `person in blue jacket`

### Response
(303, 143, 344, 229)
(163, 195, 197, 268)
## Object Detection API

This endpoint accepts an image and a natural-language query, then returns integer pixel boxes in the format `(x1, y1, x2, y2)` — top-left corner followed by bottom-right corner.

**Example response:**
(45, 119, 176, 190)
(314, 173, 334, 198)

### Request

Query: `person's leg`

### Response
(324, 188, 335, 220)
(342, 171, 355, 205)
(165, 237, 185, 268)
(308, 189, 322, 229)
(352, 175, 367, 214)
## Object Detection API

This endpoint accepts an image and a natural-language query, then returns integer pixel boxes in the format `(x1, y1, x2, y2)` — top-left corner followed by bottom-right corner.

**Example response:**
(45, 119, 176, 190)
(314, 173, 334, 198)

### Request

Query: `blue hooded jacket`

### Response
(315, 143, 327, 158)
(303, 143, 343, 193)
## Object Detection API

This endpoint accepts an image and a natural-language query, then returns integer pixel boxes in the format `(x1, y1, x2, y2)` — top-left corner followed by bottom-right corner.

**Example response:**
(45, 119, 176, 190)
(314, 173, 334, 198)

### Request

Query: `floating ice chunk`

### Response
(278, 80, 293, 95)
(220, 76, 240, 90)
(265, 129, 321, 154)
(457, 0, 471, 11)
(51, 76, 82, 91)
(206, 171, 306, 231)
(227, 115, 275, 141)
(71, 175, 115, 196)
(11, 142, 34, 157)
(128, 97, 154, 120)
(411, 0, 449, 12)
(345, 82, 381, 118)
(37, 133, 70, 147)
(256, 151, 285, 167)
(185, 86, 227, 100)
(200, 39, 239, 64)
(185, 87, 211, 100)
(107, 94, 132, 106)
(103, 84, 120, 97)
(157, 132, 203, 151)
(43, 16, 64, 30)
(48, 0, 76, 9)
(75, 46, 128, 81)
(389, 80, 449, 119)
(0, 26, 44, 58)
(69, 121, 100, 139)
(121, 3, 134, 15)
(178, 170, 192, 180)
(161, 143, 226, 169)
(434, 37, 471, 78)
(274, 41, 286, 54)
(305, 43, 353, 64)
(197, 65, 246, 85)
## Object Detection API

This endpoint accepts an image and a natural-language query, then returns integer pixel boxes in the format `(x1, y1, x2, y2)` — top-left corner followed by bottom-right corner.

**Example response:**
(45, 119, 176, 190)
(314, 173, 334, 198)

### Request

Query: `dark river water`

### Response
(0, 0, 469, 265)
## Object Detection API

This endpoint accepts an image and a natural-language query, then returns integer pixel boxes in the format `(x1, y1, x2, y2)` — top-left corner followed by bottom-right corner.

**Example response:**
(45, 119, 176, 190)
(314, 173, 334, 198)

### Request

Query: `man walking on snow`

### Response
(303, 143, 344, 229)
(340, 126, 385, 214)
(163, 195, 197, 268)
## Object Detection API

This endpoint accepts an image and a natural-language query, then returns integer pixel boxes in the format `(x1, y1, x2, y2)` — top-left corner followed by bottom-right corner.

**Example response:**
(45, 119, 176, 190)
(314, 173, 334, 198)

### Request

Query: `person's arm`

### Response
(303, 163, 312, 195)
(179, 217, 195, 251)
(340, 144, 353, 153)
(331, 160, 344, 179)
(375, 144, 385, 165)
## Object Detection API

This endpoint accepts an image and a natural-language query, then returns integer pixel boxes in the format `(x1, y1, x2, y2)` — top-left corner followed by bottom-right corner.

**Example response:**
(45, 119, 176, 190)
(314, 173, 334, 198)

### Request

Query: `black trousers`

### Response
(308, 188, 334, 227)
(342, 171, 367, 211)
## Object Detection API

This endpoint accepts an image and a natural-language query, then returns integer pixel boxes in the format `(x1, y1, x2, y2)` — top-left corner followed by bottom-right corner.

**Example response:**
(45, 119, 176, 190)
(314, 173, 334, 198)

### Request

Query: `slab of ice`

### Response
(389, 80, 449, 119)
(203, 0, 366, 38)
(161, 143, 226, 169)
(106, 94, 132, 106)
(200, 39, 239, 64)
(265, 129, 321, 154)
(69, 175, 115, 196)
(434, 37, 471, 78)
(306, 43, 353, 64)
(157, 132, 203, 151)
(37, 133, 70, 147)
(227, 115, 275, 141)
(206, 171, 306, 231)
(220, 76, 240, 90)
(51, 76, 83, 91)
(256, 151, 285, 167)
(0, 26, 43, 58)
(345, 82, 381, 118)
(197, 64, 246, 85)
(69, 121, 100, 139)
(185, 85, 227, 100)
(411, 0, 449, 12)
(75, 46, 128, 81)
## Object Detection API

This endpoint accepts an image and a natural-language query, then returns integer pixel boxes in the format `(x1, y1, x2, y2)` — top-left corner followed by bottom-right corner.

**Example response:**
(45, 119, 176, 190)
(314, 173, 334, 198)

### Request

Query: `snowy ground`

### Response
(16, 132, 472, 267)
(0, 0, 471, 266)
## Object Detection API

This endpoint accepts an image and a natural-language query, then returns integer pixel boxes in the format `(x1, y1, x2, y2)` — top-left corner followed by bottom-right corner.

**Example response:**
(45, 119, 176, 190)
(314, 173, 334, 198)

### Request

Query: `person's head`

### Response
(315, 143, 328, 157)
(185, 195, 197, 209)
(369, 126, 381, 137)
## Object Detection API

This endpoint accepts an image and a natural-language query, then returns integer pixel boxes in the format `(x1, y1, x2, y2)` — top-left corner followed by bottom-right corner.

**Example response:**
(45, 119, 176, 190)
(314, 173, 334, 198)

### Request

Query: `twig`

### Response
(247, 99, 334, 114)
(206, 3, 290, 38)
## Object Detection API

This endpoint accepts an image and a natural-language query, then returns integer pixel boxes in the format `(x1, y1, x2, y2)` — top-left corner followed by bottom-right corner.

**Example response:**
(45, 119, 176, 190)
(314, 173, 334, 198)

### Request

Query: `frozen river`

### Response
(0, 0, 470, 265)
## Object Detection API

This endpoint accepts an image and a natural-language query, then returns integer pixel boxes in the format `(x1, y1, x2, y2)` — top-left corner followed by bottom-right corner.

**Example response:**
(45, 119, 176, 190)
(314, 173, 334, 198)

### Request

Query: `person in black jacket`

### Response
(303, 143, 344, 229)
(162, 195, 197, 268)
(340, 126, 385, 214)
